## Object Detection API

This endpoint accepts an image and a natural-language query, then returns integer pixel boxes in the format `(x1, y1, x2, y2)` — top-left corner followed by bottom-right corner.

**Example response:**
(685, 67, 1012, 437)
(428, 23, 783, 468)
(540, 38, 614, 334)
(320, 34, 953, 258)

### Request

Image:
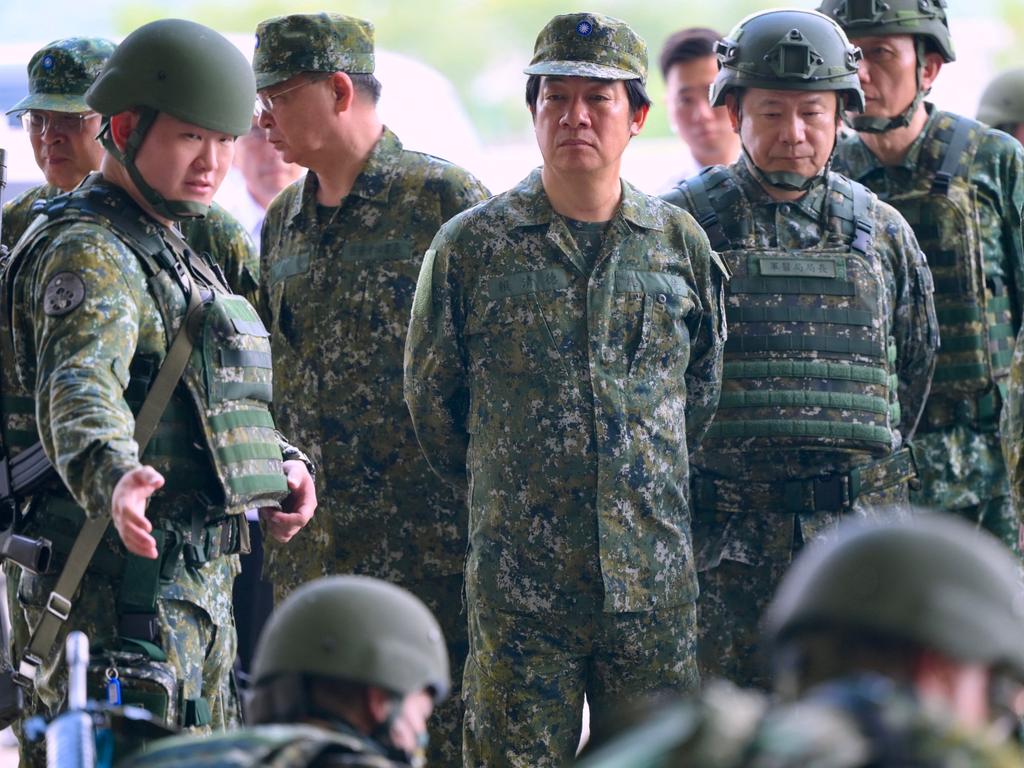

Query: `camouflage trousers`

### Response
(694, 482, 908, 690)
(462, 596, 699, 767)
(8, 557, 239, 767)
(910, 426, 1017, 557)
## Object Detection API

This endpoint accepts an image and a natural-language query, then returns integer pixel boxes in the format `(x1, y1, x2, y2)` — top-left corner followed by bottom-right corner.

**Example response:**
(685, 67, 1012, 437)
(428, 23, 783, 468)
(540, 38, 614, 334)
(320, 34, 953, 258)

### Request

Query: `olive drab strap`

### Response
(930, 112, 973, 197)
(686, 168, 898, 454)
(14, 272, 204, 689)
(681, 169, 731, 252)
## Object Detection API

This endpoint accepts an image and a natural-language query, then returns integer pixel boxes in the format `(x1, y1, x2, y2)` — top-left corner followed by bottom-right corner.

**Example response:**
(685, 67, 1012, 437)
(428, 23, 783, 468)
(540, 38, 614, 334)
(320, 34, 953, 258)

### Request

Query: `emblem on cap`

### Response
(41, 55, 55, 71)
(576, 19, 593, 36)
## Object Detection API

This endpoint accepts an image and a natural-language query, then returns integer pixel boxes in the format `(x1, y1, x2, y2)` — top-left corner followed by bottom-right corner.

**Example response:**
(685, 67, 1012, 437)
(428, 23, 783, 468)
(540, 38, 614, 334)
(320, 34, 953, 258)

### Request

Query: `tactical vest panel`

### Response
(684, 167, 898, 455)
(880, 115, 1011, 402)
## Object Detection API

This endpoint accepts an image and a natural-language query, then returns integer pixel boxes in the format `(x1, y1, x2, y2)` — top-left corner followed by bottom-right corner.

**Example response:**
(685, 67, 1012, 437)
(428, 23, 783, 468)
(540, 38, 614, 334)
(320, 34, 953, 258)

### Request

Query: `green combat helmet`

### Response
(524, 12, 647, 84)
(819, 0, 955, 133)
(977, 68, 1024, 131)
(710, 8, 863, 191)
(765, 513, 1024, 681)
(252, 12, 375, 91)
(85, 19, 256, 221)
(250, 575, 450, 723)
(5, 37, 116, 115)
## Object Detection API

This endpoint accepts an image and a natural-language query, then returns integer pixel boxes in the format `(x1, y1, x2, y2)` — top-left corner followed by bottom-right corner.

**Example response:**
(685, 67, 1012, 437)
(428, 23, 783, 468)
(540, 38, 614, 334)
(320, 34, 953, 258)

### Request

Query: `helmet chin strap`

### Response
(741, 147, 831, 195)
(99, 107, 210, 221)
(848, 38, 929, 134)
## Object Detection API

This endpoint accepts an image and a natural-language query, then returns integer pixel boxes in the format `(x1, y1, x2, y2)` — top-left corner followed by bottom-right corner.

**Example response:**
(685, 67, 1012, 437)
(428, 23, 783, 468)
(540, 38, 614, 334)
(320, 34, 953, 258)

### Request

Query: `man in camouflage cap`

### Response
(576, 513, 1024, 767)
(405, 12, 726, 765)
(662, 8, 937, 690)
(819, 0, 1024, 556)
(977, 68, 1024, 145)
(0, 19, 316, 766)
(251, 12, 489, 766)
(1, 37, 261, 304)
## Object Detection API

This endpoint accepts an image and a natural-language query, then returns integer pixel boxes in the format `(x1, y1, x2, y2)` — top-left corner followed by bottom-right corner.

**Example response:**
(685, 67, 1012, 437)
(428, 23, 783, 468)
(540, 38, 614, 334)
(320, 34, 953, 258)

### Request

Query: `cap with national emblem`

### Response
(6, 37, 116, 115)
(524, 12, 648, 85)
(252, 12, 375, 91)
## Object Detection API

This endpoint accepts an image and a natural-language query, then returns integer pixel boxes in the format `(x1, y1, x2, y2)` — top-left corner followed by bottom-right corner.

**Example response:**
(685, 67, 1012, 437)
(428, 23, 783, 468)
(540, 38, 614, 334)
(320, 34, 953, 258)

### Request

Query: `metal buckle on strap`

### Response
(15, 654, 41, 687)
(45, 591, 72, 621)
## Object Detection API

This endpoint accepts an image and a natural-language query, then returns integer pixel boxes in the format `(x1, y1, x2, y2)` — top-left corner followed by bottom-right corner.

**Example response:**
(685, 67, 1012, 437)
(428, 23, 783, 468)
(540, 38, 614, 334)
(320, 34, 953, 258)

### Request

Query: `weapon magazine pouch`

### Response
(87, 641, 178, 728)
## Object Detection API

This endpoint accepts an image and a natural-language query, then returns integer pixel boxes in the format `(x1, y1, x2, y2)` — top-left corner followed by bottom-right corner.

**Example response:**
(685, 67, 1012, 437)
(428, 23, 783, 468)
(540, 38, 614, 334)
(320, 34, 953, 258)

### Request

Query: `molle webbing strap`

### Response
(16, 267, 203, 689)
(726, 307, 873, 326)
(930, 118, 974, 197)
(717, 391, 891, 414)
(729, 276, 856, 296)
(724, 334, 885, 358)
(683, 171, 731, 252)
(723, 360, 893, 387)
(705, 419, 892, 444)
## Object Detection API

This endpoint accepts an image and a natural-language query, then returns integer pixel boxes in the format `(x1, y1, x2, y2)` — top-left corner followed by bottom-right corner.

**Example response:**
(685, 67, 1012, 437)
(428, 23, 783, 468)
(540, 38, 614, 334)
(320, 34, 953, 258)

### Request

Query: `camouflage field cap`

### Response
(524, 12, 648, 84)
(253, 12, 375, 91)
(6, 37, 116, 115)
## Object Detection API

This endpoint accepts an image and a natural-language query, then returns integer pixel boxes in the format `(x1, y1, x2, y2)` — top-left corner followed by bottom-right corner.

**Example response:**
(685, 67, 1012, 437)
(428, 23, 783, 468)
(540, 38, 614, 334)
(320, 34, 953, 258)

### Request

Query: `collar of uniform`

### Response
(284, 126, 403, 227)
(507, 168, 663, 231)
(732, 158, 827, 222)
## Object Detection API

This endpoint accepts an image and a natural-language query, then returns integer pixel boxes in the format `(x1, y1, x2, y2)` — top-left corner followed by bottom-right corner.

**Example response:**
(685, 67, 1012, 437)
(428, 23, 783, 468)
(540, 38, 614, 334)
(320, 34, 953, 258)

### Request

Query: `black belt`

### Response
(693, 448, 917, 514)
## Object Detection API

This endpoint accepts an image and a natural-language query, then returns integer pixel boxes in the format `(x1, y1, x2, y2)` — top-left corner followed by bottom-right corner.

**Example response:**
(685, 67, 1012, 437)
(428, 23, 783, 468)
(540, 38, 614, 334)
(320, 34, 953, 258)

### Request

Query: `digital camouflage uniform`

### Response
(0, 21, 305, 767)
(833, 107, 1024, 554)
(122, 722, 410, 768)
(405, 154, 726, 763)
(575, 677, 1024, 768)
(663, 159, 936, 689)
(252, 14, 489, 766)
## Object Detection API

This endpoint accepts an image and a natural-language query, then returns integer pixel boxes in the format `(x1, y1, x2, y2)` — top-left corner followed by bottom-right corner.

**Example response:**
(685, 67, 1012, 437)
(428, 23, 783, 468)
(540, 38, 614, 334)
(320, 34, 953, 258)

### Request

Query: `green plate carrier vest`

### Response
(870, 115, 1012, 421)
(1, 179, 288, 518)
(683, 168, 899, 455)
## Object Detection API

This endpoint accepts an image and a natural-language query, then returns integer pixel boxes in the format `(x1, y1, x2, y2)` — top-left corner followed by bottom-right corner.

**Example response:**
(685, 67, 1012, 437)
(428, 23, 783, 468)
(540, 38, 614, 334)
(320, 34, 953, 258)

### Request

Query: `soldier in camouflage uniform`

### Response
(576, 514, 1024, 768)
(820, 0, 1024, 555)
(122, 576, 449, 768)
(405, 13, 727, 766)
(661, 9, 937, 690)
(977, 68, 1024, 145)
(2, 37, 260, 307)
(0, 20, 316, 766)
(251, 14, 488, 765)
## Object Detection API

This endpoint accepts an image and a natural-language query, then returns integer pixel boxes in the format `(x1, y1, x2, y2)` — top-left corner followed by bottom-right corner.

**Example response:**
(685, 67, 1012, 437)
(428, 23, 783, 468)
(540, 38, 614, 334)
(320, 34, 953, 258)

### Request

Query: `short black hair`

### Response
(659, 27, 722, 81)
(348, 72, 382, 105)
(524, 75, 652, 116)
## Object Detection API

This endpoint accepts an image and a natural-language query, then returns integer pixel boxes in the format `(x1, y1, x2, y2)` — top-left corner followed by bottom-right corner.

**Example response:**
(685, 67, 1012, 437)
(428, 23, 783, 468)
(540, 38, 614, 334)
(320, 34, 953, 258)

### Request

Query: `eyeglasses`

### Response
(21, 110, 97, 136)
(255, 74, 331, 116)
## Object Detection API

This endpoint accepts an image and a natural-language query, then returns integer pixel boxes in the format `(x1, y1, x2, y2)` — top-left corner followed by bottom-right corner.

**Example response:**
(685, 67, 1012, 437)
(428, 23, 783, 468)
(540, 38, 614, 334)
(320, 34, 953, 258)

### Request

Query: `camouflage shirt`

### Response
(259, 127, 489, 588)
(121, 721, 409, 768)
(576, 677, 1024, 768)
(663, 161, 936, 565)
(2, 181, 260, 304)
(834, 106, 1024, 511)
(404, 169, 727, 614)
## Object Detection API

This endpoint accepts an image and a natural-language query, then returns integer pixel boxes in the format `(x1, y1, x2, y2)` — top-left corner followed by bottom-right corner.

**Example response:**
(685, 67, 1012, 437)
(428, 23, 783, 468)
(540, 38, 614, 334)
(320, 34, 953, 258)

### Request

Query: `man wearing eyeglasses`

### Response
(251, 13, 489, 766)
(2, 38, 261, 308)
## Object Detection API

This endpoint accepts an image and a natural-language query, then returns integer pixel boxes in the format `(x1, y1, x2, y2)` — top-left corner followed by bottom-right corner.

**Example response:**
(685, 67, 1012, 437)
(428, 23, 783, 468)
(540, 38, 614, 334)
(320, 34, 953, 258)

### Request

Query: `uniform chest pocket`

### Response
(465, 268, 572, 377)
(200, 295, 274, 405)
(613, 270, 698, 379)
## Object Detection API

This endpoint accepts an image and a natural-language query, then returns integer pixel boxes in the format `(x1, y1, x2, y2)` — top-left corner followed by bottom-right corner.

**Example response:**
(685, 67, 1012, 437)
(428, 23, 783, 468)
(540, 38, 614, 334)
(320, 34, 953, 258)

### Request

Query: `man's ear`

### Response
(920, 52, 943, 92)
(108, 111, 139, 152)
(330, 71, 356, 113)
(629, 103, 649, 137)
(725, 92, 742, 134)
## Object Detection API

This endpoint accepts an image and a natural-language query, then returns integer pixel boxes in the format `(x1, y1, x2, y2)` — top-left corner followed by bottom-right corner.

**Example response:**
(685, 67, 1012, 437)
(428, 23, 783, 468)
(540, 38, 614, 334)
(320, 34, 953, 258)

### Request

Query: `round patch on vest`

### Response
(43, 272, 86, 317)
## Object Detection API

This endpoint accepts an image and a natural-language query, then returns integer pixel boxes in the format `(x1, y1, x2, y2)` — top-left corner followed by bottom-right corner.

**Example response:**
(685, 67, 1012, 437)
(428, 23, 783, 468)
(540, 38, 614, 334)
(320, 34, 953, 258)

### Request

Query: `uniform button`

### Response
(657, 293, 667, 304)
(779, 204, 791, 214)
